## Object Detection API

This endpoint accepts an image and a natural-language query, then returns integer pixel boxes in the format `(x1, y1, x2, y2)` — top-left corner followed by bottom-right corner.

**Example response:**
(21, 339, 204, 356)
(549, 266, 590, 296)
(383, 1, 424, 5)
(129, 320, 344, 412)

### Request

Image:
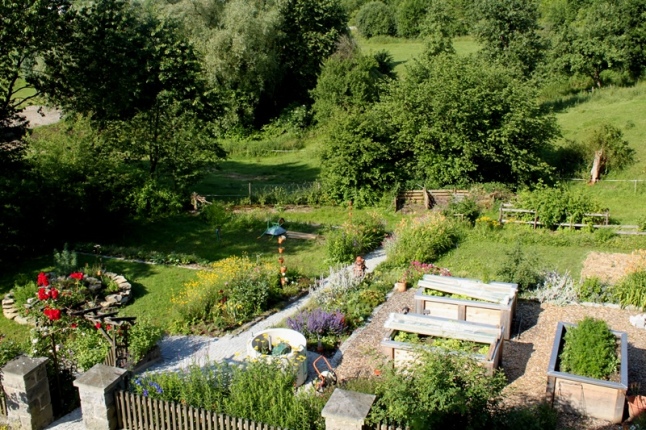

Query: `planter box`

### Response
(415, 275, 517, 340)
(381, 313, 504, 374)
(546, 322, 628, 423)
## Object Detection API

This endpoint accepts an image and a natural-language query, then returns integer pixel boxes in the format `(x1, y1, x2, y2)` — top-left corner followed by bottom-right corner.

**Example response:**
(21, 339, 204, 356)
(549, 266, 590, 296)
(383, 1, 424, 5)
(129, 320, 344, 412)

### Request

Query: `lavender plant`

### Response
(287, 308, 346, 339)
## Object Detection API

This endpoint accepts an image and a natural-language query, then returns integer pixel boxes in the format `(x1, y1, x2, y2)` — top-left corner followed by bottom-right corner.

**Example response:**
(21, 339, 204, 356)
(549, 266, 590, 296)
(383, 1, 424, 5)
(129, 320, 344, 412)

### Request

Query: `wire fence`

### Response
(564, 178, 646, 193)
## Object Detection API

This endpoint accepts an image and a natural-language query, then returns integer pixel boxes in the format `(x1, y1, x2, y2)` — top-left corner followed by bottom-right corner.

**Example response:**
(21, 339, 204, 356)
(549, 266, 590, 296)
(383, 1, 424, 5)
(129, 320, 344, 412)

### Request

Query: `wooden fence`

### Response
(373, 425, 407, 430)
(115, 391, 285, 430)
(394, 189, 469, 211)
(498, 205, 610, 229)
(0, 387, 6, 416)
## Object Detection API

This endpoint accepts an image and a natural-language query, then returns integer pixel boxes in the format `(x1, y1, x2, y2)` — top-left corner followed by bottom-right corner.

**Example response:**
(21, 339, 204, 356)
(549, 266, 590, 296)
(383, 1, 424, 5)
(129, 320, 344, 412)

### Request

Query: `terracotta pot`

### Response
(278, 236, 286, 244)
(628, 395, 646, 418)
(278, 257, 285, 264)
(280, 266, 287, 274)
(394, 282, 407, 292)
(278, 247, 285, 254)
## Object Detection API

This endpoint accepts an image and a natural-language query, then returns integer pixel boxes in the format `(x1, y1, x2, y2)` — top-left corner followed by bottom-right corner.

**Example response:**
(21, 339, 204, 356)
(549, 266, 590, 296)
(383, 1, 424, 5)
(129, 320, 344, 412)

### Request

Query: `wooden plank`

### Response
(424, 301, 459, 319)
(418, 279, 512, 304)
(385, 313, 501, 342)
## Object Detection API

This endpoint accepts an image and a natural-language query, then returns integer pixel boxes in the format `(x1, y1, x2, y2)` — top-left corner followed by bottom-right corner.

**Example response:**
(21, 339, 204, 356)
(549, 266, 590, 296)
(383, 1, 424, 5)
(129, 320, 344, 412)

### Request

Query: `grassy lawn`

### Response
(554, 81, 646, 180)
(355, 35, 480, 76)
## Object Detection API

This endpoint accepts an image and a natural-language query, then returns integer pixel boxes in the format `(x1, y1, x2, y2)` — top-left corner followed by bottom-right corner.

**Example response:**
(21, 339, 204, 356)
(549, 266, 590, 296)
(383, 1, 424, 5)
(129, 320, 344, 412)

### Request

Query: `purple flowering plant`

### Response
(287, 308, 346, 339)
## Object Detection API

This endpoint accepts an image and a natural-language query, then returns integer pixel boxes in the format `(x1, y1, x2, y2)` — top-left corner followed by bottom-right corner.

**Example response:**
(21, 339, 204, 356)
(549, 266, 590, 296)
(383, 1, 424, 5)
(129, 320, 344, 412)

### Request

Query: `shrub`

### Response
(326, 213, 386, 263)
(493, 402, 558, 430)
(64, 327, 110, 371)
(395, 0, 428, 38)
(366, 350, 506, 429)
(172, 256, 278, 330)
(131, 360, 322, 430)
(614, 270, 646, 309)
(443, 196, 480, 224)
(129, 318, 164, 365)
(386, 214, 460, 267)
(356, 1, 396, 38)
(577, 277, 613, 303)
(559, 317, 619, 380)
(0, 340, 24, 367)
(497, 243, 543, 292)
(515, 186, 605, 228)
(53, 243, 78, 274)
(533, 271, 577, 305)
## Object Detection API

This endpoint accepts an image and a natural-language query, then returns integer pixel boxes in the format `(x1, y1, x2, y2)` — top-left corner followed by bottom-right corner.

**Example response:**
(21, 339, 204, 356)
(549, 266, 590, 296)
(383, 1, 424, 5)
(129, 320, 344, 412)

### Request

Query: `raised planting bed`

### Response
(414, 274, 517, 339)
(246, 328, 308, 387)
(546, 321, 628, 423)
(381, 313, 504, 374)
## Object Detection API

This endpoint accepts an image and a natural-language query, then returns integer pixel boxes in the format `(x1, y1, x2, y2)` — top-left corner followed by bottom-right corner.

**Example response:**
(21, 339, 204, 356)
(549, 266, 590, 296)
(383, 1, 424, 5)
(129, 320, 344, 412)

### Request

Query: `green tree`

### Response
(547, 0, 646, 86)
(585, 123, 635, 180)
(40, 0, 212, 124)
(311, 48, 396, 124)
(395, 0, 429, 38)
(473, 0, 546, 75)
(385, 55, 558, 186)
(0, 0, 70, 141)
(203, 0, 281, 129)
(270, 0, 348, 116)
(355, 1, 397, 38)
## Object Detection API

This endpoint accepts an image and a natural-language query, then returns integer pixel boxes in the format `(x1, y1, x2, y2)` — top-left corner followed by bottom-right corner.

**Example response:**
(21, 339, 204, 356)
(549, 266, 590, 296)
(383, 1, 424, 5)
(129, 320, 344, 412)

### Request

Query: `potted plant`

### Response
(546, 318, 628, 423)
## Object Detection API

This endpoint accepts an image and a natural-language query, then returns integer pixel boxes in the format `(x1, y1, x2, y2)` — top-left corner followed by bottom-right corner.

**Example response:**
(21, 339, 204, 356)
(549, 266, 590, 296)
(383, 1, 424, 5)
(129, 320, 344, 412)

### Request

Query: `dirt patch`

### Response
(581, 250, 646, 284)
(336, 294, 646, 429)
(23, 105, 62, 128)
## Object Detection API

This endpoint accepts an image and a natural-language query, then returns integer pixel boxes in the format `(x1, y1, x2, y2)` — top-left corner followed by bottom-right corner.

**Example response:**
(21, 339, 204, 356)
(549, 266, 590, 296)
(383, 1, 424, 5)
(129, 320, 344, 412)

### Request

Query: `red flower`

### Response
(106, 324, 112, 331)
(50, 288, 59, 300)
(95, 322, 101, 329)
(43, 307, 61, 321)
(38, 288, 50, 301)
(37, 272, 49, 287)
(69, 272, 84, 281)
(70, 323, 78, 329)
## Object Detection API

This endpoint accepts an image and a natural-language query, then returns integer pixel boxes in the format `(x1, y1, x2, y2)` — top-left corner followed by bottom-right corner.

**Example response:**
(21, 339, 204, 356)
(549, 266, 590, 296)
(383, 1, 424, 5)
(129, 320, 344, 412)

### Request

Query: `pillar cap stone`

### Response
(2, 355, 48, 377)
(321, 388, 376, 422)
(73, 364, 127, 393)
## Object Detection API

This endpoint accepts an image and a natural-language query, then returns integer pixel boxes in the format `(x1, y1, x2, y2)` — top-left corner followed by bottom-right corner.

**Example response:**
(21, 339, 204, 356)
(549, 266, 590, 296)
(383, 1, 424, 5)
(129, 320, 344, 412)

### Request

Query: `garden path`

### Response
(44, 248, 388, 429)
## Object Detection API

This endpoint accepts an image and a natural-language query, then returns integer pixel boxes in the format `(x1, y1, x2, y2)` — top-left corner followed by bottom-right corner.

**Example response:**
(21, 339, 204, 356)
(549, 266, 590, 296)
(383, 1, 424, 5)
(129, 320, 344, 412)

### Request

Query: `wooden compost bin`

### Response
(546, 322, 628, 423)
(381, 313, 504, 374)
(414, 275, 517, 340)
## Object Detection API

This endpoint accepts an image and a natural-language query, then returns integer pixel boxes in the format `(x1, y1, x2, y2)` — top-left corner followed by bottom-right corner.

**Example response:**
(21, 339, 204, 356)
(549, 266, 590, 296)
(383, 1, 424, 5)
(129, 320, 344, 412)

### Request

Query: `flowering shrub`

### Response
(172, 256, 279, 330)
(287, 309, 346, 340)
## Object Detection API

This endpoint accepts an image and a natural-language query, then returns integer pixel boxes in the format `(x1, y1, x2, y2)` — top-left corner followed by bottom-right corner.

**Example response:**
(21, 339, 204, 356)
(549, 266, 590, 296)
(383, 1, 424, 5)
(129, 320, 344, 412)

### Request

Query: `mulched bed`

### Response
(335, 289, 646, 429)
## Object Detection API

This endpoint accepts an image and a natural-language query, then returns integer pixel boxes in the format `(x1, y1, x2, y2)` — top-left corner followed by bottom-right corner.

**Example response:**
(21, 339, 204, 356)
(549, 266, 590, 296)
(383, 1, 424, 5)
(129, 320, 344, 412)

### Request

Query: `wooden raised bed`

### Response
(546, 322, 628, 423)
(414, 275, 517, 339)
(381, 313, 504, 374)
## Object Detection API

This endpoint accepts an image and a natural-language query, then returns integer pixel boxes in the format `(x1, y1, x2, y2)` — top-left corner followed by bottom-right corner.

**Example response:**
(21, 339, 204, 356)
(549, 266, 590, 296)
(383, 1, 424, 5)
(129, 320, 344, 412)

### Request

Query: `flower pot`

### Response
(278, 247, 285, 254)
(394, 282, 407, 292)
(278, 257, 285, 264)
(628, 395, 646, 419)
(280, 266, 287, 274)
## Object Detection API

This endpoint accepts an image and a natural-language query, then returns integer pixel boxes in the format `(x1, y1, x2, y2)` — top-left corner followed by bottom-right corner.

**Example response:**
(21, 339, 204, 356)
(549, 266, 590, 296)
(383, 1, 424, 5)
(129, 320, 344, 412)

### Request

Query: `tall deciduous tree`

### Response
(268, 0, 348, 117)
(474, 0, 546, 76)
(0, 0, 70, 142)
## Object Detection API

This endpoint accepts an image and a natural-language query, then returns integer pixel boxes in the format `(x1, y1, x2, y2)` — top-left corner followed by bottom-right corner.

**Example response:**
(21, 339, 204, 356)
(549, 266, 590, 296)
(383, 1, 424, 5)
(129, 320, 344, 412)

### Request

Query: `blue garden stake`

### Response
(215, 226, 221, 241)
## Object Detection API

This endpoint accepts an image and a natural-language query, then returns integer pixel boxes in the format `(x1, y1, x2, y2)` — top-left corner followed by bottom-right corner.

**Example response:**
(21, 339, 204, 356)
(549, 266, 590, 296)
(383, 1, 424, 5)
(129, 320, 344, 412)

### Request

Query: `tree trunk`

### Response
(590, 149, 604, 183)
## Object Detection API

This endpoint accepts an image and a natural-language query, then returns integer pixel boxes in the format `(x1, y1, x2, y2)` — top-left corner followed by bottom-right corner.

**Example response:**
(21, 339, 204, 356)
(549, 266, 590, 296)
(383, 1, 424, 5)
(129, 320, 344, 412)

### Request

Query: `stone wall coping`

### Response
(321, 388, 376, 422)
(73, 364, 127, 393)
(2, 355, 48, 378)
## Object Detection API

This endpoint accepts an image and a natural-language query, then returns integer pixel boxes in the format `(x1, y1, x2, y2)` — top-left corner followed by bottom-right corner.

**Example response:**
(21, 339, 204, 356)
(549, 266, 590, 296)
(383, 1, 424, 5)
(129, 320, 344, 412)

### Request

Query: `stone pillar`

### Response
(2, 355, 53, 430)
(321, 388, 376, 430)
(73, 364, 127, 430)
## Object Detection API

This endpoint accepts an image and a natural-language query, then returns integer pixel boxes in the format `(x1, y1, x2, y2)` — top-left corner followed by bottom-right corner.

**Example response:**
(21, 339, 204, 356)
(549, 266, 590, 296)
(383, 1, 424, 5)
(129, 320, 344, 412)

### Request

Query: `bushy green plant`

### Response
(0, 340, 24, 367)
(386, 214, 460, 267)
(614, 270, 646, 309)
(12, 281, 38, 311)
(515, 186, 605, 228)
(497, 243, 543, 292)
(560, 317, 619, 380)
(53, 243, 78, 275)
(326, 213, 386, 263)
(577, 277, 613, 303)
(493, 402, 558, 430)
(128, 319, 164, 365)
(356, 1, 396, 38)
(64, 327, 110, 372)
(131, 360, 323, 430)
(366, 350, 506, 429)
(443, 196, 480, 224)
